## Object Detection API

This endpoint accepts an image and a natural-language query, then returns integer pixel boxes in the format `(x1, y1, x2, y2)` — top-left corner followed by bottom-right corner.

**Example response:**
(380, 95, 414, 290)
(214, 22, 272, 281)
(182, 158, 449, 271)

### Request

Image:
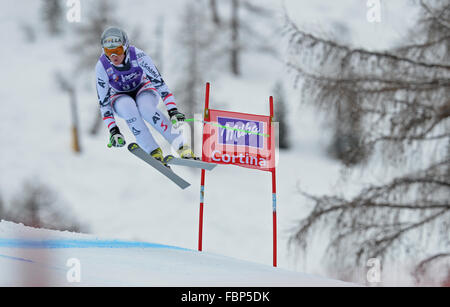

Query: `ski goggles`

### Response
(103, 45, 125, 57)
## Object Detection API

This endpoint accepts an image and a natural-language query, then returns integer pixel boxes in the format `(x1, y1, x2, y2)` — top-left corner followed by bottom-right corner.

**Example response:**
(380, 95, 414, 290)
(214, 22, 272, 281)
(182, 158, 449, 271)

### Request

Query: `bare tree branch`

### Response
(284, 15, 450, 71)
(285, 0, 450, 284)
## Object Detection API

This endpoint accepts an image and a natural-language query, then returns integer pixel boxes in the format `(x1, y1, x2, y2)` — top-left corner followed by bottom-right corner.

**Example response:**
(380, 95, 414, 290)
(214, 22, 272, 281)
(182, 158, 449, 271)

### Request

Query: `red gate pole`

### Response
(269, 96, 277, 267)
(199, 82, 211, 251)
(272, 168, 277, 267)
(199, 170, 205, 251)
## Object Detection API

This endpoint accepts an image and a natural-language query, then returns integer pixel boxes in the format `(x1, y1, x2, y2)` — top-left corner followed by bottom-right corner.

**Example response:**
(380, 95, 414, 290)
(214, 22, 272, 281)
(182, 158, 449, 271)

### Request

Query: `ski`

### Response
(128, 143, 191, 190)
(164, 156, 217, 171)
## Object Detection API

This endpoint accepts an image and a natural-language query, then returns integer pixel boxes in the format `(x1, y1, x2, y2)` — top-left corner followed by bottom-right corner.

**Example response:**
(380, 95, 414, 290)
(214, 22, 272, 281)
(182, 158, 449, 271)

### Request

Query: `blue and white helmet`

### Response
(100, 26, 129, 51)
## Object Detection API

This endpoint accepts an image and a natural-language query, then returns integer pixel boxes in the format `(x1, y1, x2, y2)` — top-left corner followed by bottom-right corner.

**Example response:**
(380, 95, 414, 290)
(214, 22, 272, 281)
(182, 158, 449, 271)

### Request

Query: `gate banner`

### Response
(202, 109, 275, 172)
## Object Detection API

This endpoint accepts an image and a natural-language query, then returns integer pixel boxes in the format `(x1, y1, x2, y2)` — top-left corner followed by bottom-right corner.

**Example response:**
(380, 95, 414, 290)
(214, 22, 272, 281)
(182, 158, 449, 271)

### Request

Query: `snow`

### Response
(0, 0, 419, 286)
(0, 220, 356, 286)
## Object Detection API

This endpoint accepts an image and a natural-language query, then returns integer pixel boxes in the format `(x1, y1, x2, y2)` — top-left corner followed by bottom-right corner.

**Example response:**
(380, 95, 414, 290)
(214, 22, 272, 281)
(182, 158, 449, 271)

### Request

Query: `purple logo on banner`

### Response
(217, 117, 264, 149)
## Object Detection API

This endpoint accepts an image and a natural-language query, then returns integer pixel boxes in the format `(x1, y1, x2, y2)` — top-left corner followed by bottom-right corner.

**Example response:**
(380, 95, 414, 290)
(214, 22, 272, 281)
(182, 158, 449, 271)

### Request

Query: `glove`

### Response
(108, 126, 126, 148)
(168, 108, 185, 129)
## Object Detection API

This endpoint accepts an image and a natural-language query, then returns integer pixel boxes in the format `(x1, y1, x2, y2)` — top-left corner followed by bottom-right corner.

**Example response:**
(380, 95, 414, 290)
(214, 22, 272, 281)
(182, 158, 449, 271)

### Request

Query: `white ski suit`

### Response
(95, 46, 183, 153)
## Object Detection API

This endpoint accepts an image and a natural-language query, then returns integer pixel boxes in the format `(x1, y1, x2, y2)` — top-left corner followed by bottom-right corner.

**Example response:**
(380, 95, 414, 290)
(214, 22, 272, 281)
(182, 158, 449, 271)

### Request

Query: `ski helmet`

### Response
(100, 26, 129, 57)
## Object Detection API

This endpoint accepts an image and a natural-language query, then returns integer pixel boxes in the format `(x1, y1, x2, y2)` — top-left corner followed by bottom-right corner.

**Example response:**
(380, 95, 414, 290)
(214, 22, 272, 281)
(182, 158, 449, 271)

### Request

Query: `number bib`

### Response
(99, 46, 144, 93)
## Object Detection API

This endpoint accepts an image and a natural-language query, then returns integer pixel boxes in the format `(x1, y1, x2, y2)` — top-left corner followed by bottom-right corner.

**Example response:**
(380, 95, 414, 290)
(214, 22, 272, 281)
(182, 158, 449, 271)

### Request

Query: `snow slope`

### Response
(0, 221, 355, 286)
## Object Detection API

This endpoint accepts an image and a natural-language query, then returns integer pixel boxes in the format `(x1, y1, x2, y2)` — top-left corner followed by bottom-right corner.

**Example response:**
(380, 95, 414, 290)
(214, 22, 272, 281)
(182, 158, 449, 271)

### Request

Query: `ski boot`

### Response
(150, 147, 170, 168)
(177, 145, 199, 160)
(163, 145, 198, 165)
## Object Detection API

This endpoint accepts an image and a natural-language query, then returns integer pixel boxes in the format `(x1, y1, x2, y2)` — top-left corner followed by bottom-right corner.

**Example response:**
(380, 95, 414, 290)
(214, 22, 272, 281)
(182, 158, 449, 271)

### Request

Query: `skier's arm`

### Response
(95, 62, 118, 132)
(135, 48, 178, 111)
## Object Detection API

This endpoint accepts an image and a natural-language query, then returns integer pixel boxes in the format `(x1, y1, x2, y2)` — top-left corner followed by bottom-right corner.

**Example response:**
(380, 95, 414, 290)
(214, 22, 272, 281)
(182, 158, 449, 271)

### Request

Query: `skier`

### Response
(95, 26, 194, 165)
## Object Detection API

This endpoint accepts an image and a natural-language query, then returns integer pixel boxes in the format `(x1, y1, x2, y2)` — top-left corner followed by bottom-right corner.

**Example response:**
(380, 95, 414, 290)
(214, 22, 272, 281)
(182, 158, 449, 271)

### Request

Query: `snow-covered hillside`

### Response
(0, 0, 419, 286)
(0, 221, 356, 286)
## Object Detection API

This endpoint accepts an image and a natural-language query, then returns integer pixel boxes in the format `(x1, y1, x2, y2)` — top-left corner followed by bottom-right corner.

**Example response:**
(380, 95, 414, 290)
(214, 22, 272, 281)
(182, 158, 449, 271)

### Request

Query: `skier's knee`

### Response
(136, 91, 159, 109)
(114, 96, 139, 118)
